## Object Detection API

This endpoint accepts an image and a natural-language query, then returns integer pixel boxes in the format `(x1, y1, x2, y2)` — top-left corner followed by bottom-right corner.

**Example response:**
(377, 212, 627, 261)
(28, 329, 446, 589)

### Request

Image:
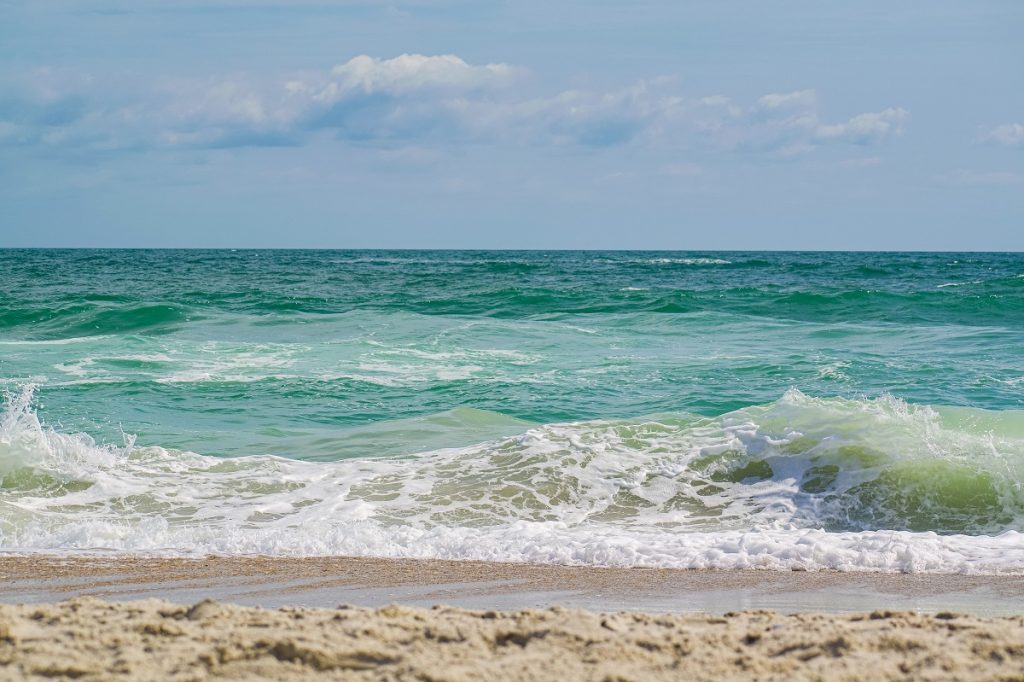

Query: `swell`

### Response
(0, 302, 192, 339)
(4, 286, 1024, 339)
(2, 386, 1024, 571)
(2, 251, 1023, 339)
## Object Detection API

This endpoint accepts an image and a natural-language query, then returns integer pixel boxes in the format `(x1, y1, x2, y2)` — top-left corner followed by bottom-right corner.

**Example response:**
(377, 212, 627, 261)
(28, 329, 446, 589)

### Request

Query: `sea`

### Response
(1, 249, 1023, 572)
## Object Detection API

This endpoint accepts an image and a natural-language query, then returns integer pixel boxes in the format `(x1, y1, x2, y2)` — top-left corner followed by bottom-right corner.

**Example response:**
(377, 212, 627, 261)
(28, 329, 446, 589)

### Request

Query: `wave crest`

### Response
(2, 386, 1024, 572)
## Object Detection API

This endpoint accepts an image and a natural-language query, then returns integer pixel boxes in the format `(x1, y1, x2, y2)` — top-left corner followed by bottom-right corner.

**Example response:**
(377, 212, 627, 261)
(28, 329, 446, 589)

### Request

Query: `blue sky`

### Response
(0, 1, 1021, 249)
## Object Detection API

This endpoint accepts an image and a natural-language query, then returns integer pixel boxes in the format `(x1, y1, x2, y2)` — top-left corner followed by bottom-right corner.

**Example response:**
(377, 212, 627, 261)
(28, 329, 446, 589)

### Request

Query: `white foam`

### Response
(816, 360, 850, 381)
(2, 386, 1024, 573)
(5, 518, 1023, 574)
(0, 337, 108, 346)
(638, 258, 732, 266)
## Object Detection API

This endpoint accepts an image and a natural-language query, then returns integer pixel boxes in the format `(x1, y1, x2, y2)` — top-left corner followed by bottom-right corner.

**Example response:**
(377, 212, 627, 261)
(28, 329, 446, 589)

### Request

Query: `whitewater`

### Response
(1, 250, 1023, 572)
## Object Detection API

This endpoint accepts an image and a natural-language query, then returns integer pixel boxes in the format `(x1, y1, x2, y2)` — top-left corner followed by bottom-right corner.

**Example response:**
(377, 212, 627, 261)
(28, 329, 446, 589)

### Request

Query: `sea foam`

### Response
(2, 386, 1024, 573)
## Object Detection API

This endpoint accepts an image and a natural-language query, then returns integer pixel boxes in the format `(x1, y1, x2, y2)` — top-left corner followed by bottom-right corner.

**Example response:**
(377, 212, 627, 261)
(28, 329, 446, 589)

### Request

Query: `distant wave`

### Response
(4, 284, 1024, 339)
(8, 284, 1024, 335)
(632, 257, 732, 265)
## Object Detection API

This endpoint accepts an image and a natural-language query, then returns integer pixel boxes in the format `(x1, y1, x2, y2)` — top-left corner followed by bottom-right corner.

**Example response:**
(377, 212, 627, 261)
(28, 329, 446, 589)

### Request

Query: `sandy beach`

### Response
(2, 557, 1024, 680)
(3, 594, 1024, 680)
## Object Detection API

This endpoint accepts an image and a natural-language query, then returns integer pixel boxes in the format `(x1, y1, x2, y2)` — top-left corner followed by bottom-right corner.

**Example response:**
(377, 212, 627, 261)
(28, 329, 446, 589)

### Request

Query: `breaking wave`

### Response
(2, 386, 1023, 573)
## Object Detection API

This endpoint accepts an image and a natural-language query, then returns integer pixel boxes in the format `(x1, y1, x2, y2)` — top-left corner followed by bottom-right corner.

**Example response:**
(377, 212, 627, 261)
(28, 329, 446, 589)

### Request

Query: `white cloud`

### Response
(454, 79, 684, 147)
(757, 89, 817, 111)
(678, 90, 905, 154)
(163, 78, 276, 126)
(0, 56, 909, 157)
(814, 108, 908, 143)
(160, 54, 523, 144)
(984, 123, 1024, 147)
(321, 54, 518, 96)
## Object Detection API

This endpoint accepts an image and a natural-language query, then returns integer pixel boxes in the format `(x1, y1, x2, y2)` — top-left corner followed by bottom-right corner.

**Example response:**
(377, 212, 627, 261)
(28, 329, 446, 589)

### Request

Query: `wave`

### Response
(2, 386, 1023, 572)
(4, 285, 1024, 339)
(629, 258, 733, 266)
(3, 252, 1023, 340)
(0, 303, 191, 339)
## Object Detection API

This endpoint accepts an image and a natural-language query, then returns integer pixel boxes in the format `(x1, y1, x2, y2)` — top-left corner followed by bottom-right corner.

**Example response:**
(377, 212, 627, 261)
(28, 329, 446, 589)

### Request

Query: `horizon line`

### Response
(1, 247, 1022, 254)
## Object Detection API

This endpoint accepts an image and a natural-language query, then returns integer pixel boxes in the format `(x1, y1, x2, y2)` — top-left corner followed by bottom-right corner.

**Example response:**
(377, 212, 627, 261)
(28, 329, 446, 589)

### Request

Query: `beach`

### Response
(4, 250, 1024, 678)
(3, 557, 1024, 680)
(6, 597, 1024, 682)
(4, 0, 1023, 673)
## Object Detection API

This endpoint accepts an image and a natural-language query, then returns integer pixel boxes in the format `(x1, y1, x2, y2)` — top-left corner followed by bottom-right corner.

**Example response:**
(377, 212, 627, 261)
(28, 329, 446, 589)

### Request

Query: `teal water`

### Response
(1, 250, 1023, 568)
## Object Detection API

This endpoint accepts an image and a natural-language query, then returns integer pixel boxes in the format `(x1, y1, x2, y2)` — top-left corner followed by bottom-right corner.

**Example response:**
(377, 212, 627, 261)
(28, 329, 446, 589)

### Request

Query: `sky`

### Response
(0, 1, 1021, 249)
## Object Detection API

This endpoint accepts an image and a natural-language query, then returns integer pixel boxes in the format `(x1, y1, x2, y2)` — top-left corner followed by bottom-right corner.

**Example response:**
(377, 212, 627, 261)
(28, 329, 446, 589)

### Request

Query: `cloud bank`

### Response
(0, 54, 909, 158)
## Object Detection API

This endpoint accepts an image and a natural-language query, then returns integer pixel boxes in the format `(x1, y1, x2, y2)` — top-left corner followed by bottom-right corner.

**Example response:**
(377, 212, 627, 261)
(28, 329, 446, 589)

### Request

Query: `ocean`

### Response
(1, 249, 1023, 571)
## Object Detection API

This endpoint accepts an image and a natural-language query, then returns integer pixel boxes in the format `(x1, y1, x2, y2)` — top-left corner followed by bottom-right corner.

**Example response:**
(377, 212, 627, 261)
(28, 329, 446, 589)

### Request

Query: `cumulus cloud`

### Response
(321, 54, 518, 95)
(984, 123, 1024, 147)
(0, 56, 909, 157)
(290, 54, 521, 141)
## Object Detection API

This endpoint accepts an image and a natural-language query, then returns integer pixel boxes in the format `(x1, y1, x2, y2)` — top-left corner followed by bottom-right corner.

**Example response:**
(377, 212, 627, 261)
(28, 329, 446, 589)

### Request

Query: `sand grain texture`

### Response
(2, 599, 1024, 681)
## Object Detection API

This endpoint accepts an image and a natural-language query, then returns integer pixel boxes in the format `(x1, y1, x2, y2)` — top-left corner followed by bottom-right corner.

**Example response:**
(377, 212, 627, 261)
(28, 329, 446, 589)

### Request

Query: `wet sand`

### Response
(2, 555, 1024, 616)
(3, 556, 1024, 680)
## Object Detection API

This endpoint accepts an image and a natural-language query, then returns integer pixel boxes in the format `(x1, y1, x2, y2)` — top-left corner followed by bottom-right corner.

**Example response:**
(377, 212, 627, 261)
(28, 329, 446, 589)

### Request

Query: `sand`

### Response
(2, 597, 1024, 681)
(4, 556, 1024, 615)
(3, 556, 1024, 680)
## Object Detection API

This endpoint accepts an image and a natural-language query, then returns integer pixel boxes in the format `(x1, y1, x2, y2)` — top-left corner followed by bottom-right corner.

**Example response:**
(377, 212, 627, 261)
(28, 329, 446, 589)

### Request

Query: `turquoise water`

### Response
(2, 250, 1023, 569)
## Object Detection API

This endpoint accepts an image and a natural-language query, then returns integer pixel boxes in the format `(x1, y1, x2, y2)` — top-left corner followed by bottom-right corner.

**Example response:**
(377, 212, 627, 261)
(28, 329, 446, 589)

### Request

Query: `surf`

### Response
(3, 385, 1023, 572)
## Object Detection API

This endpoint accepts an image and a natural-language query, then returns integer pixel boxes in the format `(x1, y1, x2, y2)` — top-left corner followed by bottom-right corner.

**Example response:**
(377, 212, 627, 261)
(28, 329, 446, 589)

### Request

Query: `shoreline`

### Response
(3, 555, 1024, 617)
(4, 556, 1024, 678)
